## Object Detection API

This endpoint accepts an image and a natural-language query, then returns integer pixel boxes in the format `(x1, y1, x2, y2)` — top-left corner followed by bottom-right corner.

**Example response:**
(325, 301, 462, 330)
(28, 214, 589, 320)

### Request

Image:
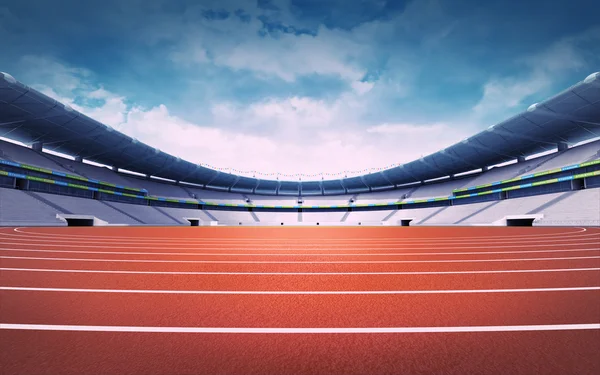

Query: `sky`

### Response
(1, 0, 599, 179)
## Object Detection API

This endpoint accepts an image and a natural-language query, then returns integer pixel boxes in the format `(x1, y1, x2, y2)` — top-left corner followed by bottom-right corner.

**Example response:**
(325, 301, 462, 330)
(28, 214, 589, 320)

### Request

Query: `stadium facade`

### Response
(0, 71, 599, 227)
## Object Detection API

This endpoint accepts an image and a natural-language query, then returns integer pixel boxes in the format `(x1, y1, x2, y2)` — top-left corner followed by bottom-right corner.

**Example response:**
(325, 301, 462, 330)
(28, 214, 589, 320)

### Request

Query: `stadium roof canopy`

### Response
(1, 71, 599, 196)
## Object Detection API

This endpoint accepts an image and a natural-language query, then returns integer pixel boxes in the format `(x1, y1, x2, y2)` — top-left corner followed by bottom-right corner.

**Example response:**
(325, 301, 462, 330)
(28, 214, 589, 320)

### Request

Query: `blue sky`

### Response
(1, 0, 599, 177)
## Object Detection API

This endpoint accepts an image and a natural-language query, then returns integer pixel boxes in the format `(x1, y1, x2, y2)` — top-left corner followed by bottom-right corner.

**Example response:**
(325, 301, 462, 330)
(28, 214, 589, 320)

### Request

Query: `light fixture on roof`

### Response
(131, 138, 138, 144)
(462, 138, 469, 144)
(0, 72, 16, 84)
(487, 124, 495, 132)
(584, 72, 599, 84)
(527, 103, 539, 112)
(154, 148, 161, 154)
(64, 104, 74, 112)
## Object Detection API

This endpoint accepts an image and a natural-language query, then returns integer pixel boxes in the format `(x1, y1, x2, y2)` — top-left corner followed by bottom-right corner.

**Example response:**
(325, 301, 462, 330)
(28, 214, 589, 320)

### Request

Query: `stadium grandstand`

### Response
(1, 71, 599, 227)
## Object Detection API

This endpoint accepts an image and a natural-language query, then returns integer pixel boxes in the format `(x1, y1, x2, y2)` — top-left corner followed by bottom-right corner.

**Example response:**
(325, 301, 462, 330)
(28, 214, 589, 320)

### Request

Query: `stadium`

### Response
(1, 1, 600, 372)
(1, 69, 600, 373)
(1, 70, 599, 227)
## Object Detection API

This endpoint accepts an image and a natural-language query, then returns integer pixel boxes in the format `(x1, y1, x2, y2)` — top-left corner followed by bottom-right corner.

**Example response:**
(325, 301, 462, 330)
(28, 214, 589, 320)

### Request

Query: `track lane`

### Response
(2, 248, 599, 260)
(2, 268, 599, 291)
(1, 289, 598, 327)
(3, 257, 599, 272)
(2, 330, 598, 375)
(4, 225, 594, 241)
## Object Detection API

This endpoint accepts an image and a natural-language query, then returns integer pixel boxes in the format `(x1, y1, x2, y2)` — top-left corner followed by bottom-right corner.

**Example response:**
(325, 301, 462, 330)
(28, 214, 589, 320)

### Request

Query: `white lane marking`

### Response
(2, 286, 599, 294)
(2, 241, 599, 250)
(2, 267, 599, 276)
(0, 231, 600, 245)
(8, 226, 591, 241)
(1, 323, 598, 333)
(1, 247, 599, 257)
(2, 255, 599, 264)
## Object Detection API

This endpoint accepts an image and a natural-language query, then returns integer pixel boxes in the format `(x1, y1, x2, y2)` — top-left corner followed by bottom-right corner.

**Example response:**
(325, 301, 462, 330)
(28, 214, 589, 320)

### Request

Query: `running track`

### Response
(1, 226, 599, 374)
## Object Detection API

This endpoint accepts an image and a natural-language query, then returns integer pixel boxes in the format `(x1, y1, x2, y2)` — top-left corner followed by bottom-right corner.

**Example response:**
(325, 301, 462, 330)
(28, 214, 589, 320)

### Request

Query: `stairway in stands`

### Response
(154, 207, 187, 224)
(516, 151, 565, 177)
(26, 191, 72, 214)
(35, 151, 80, 174)
(249, 211, 260, 222)
(180, 185, 198, 199)
(527, 191, 576, 214)
(402, 185, 421, 200)
(101, 201, 146, 224)
(383, 210, 399, 222)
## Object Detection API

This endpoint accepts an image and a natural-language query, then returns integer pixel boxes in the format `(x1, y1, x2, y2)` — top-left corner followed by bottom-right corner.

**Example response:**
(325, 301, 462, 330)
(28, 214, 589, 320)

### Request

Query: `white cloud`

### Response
(351, 81, 375, 95)
(37, 53, 479, 178)
(472, 72, 550, 116)
(33, 71, 467, 177)
(366, 123, 448, 135)
(19, 55, 92, 92)
(472, 27, 600, 121)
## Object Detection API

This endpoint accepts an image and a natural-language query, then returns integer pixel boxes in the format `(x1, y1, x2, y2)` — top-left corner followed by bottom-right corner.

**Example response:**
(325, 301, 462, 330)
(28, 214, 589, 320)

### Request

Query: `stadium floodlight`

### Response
(0, 72, 16, 84)
(584, 72, 599, 84)
(527, 103, 539, 112)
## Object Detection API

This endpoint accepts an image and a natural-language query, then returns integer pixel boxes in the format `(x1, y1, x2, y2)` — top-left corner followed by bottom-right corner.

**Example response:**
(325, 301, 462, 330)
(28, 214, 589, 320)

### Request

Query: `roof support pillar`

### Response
(557, 142, 568, 151)
(31, 142, 43, 152)
(75, 156, 83, 163)
(482, 166, 489, 172)
(111, 166, 118, 172)
(517, 156, 526, 163)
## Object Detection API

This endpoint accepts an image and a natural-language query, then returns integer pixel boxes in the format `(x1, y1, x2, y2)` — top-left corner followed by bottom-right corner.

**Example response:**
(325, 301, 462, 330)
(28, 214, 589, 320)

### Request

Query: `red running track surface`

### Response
(1, 226, 599, 375)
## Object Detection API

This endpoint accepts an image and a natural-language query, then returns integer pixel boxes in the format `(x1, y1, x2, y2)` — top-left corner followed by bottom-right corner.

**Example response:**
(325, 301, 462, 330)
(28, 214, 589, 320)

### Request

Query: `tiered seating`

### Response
(118, 176, 191, 198)
(0, 188, 65, 226)
(35, 193, 140, 225)
(355, 189, 410, 204)
(71, 162, 145, 188)
(345, 210, 396, 222)
(185, 187, 246, 203)
(301, 196, 353, 206)
(454, 155, 555, 191)
(461, 194, 558, 224)
(420, 202, 495, 225)
(527, 141, 600, 174)
(302, 211, 346, 222)
(537, 189, 600, 226)
(409, 178, 474, 199)
(104, 202, 181, 225)
(397, 206, 447, 225)
(246, 196, 298, 206)
(0, 140, 73, 173)
(254, 211, 299, 223)
(156, 207, 213, 223)
(207, 210, 257, 223)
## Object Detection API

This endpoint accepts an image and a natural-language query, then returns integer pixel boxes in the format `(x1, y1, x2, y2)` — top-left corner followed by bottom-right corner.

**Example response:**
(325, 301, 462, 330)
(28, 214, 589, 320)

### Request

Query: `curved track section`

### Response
(1, 226, 599, 375)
